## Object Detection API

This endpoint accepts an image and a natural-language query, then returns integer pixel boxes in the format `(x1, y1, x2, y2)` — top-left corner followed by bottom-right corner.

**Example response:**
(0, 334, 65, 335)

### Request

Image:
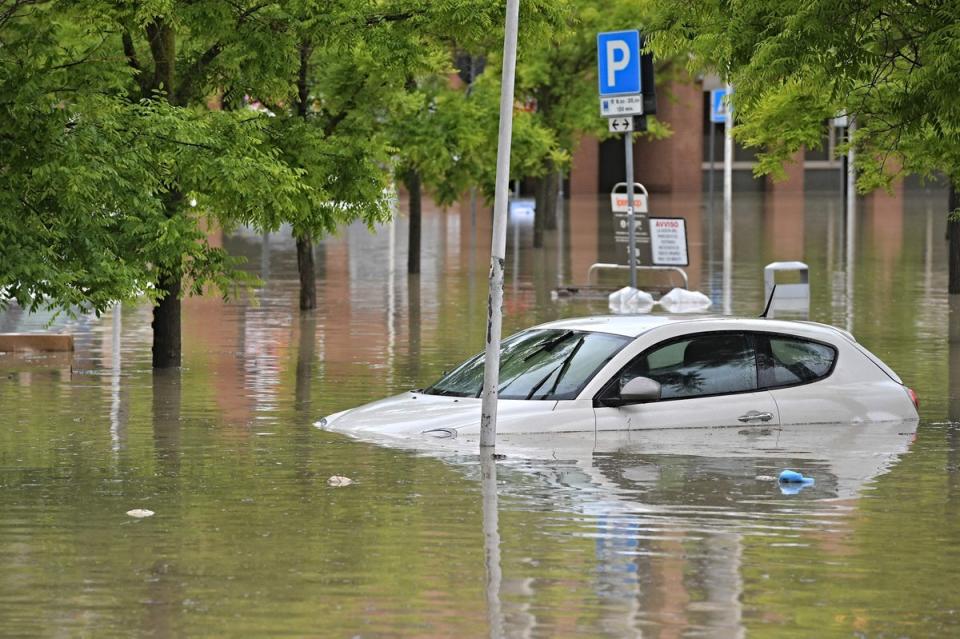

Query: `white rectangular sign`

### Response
(600, 95, 644, 117)
(649, 217, 689, 266)
(607, 117, 633, 133)
(610, 191, 647, 213)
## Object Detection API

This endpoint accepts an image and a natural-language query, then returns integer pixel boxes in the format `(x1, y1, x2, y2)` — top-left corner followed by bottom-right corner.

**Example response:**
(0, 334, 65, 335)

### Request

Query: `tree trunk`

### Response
(949, 183, 960, 295)
(145, 17, 182, 368)
(544, 162, 559, 232)
(293, 41, 317, 311)
(297, 235, 317, 310)
(533, 175, 546, 248)
(145, 18, 176, 101)
(407, 168, 422, 274)
(151, 270, 182, 368)
(533, 160, 559, 247)
(152, 189, 183, 368)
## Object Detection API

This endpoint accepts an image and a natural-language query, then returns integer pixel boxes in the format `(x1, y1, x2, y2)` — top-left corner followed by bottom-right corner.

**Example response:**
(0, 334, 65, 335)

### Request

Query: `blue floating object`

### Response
(779, 469, 815, 484)
(778, 469, 805, 483)
(778, 469, 815, 494)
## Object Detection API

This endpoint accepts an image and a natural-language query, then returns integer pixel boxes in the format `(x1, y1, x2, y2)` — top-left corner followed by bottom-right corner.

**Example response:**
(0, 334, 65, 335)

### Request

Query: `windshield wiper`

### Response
(524, 363, 564, 400)
(524, 336, 584, 400)
(522, 330, 574, 361)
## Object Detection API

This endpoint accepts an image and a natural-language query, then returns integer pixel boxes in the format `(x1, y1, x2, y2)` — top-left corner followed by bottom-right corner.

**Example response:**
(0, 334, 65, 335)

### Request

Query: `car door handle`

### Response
(738, 410, 773, 423)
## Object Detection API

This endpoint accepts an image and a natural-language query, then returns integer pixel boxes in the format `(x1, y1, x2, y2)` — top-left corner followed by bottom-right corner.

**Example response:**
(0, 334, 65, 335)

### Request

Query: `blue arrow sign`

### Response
(710, 87, 732, 123)
(597, 30, 642, 97)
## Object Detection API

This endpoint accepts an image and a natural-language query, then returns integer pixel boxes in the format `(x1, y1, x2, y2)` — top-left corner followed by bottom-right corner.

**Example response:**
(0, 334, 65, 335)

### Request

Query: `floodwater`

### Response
(2, 183, 960, 637)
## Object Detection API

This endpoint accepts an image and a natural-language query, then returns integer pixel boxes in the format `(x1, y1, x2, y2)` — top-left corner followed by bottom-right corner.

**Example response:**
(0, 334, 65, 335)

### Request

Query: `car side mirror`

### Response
(619, 376, 661, 404)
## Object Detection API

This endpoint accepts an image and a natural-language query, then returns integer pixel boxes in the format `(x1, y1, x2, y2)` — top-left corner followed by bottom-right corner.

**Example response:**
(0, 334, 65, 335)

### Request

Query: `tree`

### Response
(0, 0, 303, 336)
(0, 1, 311, 366)
(390, 77, 487, 274)
(233, 1, 563, 288)
(251, 2, 489, 295)
(353, 0, 569, 273)
(0, 0, 573, 356)
(644, 0, 960, 287)
(0, 5, 152, 314)
(251, 5, 407, 307)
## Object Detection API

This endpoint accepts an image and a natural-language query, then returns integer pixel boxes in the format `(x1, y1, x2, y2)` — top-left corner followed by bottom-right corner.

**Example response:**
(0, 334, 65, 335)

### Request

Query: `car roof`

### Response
(532, 314, 855, 342)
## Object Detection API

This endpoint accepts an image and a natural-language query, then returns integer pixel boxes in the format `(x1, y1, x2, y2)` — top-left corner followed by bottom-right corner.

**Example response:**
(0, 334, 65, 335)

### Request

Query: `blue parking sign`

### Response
(597, 31, 642, 96)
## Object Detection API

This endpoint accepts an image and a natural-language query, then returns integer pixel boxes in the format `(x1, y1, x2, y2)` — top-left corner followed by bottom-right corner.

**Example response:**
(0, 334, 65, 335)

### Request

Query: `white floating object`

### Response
(126, 509, 155, 518)
(657, 287, 712, 313)
(327, 475, 353, 487)
(608, 286, 654, 314)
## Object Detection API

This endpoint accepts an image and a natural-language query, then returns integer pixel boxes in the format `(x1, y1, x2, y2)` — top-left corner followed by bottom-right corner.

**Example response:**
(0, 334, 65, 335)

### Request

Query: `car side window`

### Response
(756, 335, 836, 388)
(617, 333, 757, 400)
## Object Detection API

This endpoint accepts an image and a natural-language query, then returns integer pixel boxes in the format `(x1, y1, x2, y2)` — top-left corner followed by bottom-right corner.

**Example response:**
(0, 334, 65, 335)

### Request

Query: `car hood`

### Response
(317, 392, 577, 439)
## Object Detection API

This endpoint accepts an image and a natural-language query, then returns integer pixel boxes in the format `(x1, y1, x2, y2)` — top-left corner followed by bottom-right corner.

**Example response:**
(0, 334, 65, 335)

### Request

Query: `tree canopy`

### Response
(0, 0, 576, 318)
(0, 0, 314, 317)
(644, 0, 960, 189)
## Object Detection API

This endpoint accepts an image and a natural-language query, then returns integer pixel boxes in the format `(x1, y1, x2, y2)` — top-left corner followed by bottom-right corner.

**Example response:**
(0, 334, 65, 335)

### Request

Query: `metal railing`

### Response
(586, 263, 689, 290)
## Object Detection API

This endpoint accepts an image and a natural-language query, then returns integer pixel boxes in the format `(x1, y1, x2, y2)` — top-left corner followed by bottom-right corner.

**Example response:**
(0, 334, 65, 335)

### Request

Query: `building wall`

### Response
(571, 74, 705, 197)
(632, 75, 704, 194)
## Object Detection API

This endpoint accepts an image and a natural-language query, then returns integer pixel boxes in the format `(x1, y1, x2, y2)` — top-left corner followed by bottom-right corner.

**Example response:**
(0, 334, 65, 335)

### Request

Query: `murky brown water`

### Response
(2, 185, 960, 637)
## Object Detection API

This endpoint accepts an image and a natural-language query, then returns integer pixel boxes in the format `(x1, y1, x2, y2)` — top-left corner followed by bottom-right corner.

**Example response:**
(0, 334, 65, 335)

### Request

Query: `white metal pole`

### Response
(387, 211, 396, 387)
(110, 303, 122, 454)
(845, 117, 856, 332)
(625, 132, 637, 288)
(722, 84, 733, 315)
(481, 450, 504, 638)
(480, 0, 521, 449)
(708, 120, 716, 282)
(557, 172, 565, 285)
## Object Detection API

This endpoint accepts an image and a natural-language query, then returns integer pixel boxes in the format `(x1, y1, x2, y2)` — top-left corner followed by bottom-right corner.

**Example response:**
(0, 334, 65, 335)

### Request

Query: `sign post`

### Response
(479, 0, 520, 450)
(624, 134, 637, 287)
(597, 30, 644, 288)
(845, 116, 856, 333)
(722, 83, 734, 315)
(708, 88, 727, 273)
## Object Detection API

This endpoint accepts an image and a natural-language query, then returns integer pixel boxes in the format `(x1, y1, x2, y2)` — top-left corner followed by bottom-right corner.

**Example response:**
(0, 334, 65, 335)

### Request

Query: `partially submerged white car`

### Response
(317, 315, 919, 440)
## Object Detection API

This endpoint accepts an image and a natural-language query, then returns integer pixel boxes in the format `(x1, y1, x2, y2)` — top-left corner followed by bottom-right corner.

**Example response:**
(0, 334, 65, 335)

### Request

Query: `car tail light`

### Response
(906, 387, 919, 410)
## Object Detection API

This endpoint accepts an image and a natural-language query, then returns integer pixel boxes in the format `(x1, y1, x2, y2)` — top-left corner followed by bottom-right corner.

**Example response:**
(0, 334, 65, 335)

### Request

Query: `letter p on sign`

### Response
(597, 31, 642, 96)
(606, 41, 630, 87)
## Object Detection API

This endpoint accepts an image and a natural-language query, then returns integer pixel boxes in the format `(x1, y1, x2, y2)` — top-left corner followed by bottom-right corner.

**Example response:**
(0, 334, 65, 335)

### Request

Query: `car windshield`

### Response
(424, 329, 631, 400)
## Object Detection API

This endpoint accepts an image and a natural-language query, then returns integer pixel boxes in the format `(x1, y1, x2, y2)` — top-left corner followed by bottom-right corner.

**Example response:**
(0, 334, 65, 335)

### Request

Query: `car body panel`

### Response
(322, 393, 599, 437)
(532, 314, 680, 337)
(762, 331, 914, 424)
(595, 390, 781, 431)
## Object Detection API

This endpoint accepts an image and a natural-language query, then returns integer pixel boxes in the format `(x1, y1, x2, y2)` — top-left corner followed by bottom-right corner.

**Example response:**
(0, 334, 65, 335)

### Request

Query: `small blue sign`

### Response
(710, 88, 731, 123)
(597, 30, 642, 97)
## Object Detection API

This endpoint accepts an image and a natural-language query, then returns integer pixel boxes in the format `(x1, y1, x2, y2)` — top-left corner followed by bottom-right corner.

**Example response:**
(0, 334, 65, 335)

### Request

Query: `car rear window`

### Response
(757, 335, 836, 388)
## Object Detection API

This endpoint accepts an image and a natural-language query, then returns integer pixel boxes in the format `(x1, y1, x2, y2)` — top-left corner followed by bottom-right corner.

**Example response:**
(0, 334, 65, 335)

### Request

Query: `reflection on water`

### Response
(1, 185, 960, 636)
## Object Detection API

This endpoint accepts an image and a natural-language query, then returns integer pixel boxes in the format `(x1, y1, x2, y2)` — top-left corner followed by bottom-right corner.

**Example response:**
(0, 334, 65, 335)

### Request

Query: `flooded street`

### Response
(2, 186, 960, 637)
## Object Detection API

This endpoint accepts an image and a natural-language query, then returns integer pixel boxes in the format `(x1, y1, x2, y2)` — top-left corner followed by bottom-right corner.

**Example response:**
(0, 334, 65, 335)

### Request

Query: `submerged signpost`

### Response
(707, 87, 727, 275)
(722, 84, 734, 315)
(479, 0, 520, 450)
(598, 30, 644, 288)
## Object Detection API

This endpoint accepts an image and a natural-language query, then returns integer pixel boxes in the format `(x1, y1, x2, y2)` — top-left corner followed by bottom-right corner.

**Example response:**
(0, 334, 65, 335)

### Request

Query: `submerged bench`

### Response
(0, 334, 74, 352)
